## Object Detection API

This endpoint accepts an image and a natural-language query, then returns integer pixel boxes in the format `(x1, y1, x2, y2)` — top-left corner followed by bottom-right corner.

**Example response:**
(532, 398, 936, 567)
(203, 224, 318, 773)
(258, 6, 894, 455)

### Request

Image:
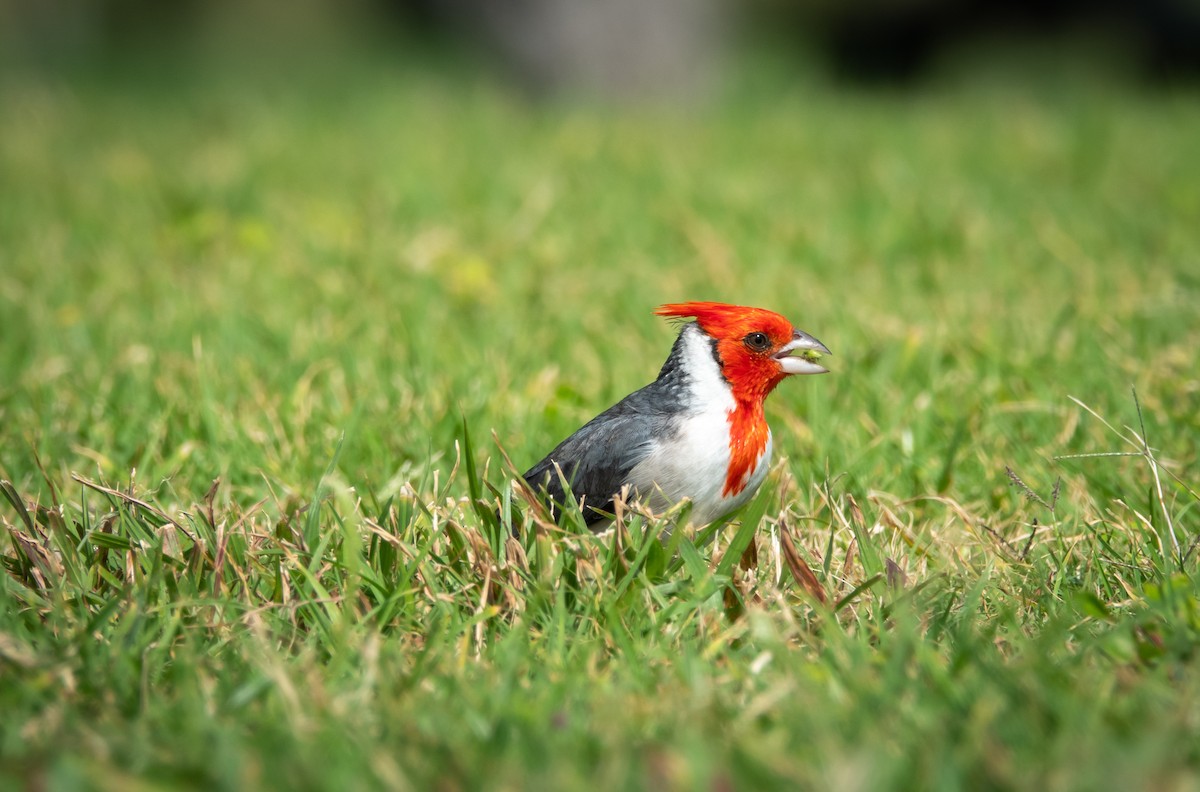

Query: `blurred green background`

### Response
(2, 2, 1200, 789)
(3, 0, 1198, 501)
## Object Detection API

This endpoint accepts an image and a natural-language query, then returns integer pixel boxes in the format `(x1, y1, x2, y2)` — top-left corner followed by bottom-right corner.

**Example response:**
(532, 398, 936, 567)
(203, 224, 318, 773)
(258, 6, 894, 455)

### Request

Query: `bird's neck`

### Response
(658, 323, 731, 412)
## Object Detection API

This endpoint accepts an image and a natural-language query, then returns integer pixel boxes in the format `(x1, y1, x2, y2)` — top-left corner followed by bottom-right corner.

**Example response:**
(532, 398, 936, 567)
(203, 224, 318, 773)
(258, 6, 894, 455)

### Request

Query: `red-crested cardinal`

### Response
(522, 302, 830, 528)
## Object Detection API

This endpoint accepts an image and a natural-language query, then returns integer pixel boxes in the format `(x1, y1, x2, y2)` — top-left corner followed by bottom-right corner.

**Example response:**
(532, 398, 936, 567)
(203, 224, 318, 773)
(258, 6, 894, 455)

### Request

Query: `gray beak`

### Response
(775, 329, 831, 375)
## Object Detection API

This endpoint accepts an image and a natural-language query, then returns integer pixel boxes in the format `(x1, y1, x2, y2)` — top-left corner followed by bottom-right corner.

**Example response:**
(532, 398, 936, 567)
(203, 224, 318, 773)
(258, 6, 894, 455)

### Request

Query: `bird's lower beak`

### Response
(775, 330, 832, 375)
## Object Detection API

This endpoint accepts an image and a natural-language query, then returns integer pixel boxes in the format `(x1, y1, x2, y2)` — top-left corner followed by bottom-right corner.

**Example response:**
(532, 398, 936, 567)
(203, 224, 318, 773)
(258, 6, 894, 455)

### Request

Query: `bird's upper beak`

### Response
(775, 330, 832, 375)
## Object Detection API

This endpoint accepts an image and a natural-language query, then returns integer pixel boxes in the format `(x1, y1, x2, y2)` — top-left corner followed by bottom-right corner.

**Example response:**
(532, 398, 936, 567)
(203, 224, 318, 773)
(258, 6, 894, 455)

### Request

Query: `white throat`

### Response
(676, 323, 734, 413)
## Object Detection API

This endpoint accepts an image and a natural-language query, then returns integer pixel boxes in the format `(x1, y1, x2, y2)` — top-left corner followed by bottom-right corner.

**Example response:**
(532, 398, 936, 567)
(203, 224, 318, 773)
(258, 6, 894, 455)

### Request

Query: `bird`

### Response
(521, 302, 830, 530)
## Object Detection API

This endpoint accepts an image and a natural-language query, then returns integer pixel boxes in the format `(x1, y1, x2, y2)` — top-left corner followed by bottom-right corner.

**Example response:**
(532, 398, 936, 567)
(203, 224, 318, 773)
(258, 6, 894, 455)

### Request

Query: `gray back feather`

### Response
(522, 323, 705, 525)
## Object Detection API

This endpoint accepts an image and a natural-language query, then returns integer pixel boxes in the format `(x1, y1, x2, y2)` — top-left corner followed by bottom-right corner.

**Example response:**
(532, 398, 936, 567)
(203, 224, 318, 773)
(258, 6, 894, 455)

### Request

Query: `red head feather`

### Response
(656, 302, 794, 346)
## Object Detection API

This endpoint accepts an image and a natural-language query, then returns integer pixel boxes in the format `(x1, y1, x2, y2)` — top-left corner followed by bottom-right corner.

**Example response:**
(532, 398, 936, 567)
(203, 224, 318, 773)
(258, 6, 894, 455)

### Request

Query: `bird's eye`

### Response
(744, 332, 771, 352)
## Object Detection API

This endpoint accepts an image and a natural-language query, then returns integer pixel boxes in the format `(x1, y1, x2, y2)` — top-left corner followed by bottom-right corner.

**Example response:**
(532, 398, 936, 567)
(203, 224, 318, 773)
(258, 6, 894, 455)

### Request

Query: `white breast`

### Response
(625, 324, 774, 525)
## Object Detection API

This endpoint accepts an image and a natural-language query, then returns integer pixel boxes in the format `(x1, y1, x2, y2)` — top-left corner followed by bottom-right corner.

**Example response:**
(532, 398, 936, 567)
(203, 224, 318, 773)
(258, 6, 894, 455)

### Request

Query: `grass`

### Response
(2, 41, 1200, 790)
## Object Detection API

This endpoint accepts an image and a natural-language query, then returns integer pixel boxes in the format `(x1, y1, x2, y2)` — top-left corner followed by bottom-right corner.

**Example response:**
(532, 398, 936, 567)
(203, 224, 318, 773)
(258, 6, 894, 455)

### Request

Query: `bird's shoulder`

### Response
(521, 378, 690, 522)
(524, 378, 686, 476)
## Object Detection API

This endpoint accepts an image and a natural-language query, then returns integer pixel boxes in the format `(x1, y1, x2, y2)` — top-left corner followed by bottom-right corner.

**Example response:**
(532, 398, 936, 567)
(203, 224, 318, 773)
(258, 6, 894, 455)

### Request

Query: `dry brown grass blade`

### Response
(503, 536, 528, 605)
(71, 473, 196, 542)
(846, 493, 866, 529)
(7, 527, 60, 590)
(779, 518, 827, 605)
(490, 430, 556, 532)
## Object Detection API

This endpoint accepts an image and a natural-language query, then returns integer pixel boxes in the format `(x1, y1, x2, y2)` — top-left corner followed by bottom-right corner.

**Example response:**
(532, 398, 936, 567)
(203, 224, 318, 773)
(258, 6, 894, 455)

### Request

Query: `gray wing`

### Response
(522, 386, 680, 527)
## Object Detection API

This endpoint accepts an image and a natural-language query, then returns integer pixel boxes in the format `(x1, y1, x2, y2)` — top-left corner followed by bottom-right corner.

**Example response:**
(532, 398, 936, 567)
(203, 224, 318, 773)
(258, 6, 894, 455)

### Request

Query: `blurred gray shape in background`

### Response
(438, 0, 729, 101)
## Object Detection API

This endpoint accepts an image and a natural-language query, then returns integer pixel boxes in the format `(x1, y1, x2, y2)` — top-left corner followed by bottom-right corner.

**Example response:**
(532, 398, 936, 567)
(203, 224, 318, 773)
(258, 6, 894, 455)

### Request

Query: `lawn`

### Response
(2, 40, 1199, 790)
